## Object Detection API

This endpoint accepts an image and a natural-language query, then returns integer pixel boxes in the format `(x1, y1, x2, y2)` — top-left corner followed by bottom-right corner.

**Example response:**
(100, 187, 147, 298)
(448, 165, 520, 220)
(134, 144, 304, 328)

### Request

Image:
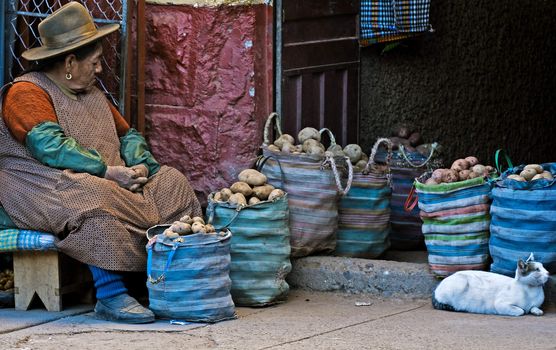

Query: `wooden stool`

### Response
(12, 251, 92, 311)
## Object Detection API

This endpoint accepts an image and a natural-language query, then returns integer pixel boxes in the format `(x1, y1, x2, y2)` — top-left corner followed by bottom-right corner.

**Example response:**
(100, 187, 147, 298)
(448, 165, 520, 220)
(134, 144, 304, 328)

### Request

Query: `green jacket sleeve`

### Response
(26, 121, 108, 177)
(119, 128, 161, 176)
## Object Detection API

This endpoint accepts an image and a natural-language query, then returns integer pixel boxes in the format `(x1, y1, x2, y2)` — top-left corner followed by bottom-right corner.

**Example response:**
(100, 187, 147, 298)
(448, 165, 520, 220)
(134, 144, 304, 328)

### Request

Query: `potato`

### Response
(205, 224, 216, 233)
(302, 139, 322, 152)
(274, 134, 295, 149)
(248, 196, 261, 205)
(213, 192, 224, 202)
(229, 193, 247, 206)
(306, 145, 325, 156)
(451, 159, 470, 172)
(458, 170, 471, 181)
(442, 169, 459, 183)
(431, 168, 446, 182)
(298, 127, 321, 144)
(170, 221, 192, 235)
(220, 188, 233, 201)
(179, 215, 193, 224)
(238, 169, 267, 186)
(532, 174, 544, 181)
(164, 229, 179, 239)
(467, 171, 481, 179)
(252, 184, 275, 200)
(464, 156, 479, 167)
(541, 171, 554, 180)
(425, 178, 438, 185)
(520, 168, 537, 181)
(360, 153, 369, 163)
(281, 142, 295, 153)
(230, 181, 253, 197)
(191, 222, 206, 234)
(192, 216, 205, 224)
(268, 144, 280, 152)
(524, 164, 543, 174)
(471, 164, 486, 176)
(268, 189, 285, 201)
(355, 159, 368, 170)
(343, 144, 363, 164)
(393, 124, 413, 139)
(507, 174, 526, 182)
(485, 165, 495, 174)
(408, 132, 422, 147)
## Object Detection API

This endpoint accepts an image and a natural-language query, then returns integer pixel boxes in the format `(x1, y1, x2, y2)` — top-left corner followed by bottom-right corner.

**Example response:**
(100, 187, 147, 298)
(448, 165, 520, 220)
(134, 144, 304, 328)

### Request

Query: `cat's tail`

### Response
(431, 291, 455, 312)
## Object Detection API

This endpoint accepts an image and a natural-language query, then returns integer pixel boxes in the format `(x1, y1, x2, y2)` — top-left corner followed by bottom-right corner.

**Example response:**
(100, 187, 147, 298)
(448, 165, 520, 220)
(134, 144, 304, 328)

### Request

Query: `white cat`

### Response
(432, 253, 549, 316)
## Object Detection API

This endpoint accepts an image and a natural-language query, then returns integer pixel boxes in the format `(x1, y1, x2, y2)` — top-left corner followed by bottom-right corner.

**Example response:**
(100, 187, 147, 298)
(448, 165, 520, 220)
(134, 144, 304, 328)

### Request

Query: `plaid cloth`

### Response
(360, 0, 432, 46)
(0, 229, 58, 252)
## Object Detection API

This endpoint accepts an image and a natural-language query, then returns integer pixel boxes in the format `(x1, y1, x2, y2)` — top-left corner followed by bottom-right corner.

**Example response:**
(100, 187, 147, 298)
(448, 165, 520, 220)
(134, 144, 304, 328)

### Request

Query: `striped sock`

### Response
(88, 265, 128, 300)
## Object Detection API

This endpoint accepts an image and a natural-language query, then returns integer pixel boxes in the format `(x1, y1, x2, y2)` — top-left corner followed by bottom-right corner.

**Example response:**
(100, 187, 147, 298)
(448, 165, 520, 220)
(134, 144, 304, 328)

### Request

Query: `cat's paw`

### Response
(530, 307, 544, 316)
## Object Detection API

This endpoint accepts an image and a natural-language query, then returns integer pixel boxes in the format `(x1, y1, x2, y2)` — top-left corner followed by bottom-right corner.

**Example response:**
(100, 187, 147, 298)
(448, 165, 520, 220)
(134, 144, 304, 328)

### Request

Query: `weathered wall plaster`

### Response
(143, 3, 272, 205)
(359, 0, 556, 165)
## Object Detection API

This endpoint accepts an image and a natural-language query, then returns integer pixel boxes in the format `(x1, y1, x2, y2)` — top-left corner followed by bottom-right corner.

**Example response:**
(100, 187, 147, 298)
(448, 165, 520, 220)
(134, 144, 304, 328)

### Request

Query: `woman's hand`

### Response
(104, 165, 148, 192)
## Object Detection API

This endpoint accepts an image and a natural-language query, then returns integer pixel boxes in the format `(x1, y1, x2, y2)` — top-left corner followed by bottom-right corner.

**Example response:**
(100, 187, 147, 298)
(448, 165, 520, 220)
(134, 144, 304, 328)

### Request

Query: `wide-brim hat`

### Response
(21, 1, 120, 61)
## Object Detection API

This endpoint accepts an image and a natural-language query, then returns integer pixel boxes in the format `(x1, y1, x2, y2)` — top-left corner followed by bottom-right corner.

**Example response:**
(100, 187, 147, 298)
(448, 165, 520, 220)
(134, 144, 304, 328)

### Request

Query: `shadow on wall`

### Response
(359, 0, 556, 165)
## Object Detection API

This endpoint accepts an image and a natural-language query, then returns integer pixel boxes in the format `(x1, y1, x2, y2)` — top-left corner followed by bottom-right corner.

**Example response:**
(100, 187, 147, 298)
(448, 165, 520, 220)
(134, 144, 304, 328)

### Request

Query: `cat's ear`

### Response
(526, 252, 535, 262)
(518, 259, 526, 272)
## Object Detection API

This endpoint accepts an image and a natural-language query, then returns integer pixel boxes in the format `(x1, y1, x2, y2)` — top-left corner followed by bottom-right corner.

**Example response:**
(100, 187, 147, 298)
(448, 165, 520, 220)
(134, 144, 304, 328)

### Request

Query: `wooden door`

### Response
(277, 0, 360, 146)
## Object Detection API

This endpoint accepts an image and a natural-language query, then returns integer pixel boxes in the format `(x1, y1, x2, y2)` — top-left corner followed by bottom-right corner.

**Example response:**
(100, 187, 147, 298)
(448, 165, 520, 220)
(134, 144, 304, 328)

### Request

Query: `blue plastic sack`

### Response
(146, 227, 236, 322)
(489, 162, 556, 276)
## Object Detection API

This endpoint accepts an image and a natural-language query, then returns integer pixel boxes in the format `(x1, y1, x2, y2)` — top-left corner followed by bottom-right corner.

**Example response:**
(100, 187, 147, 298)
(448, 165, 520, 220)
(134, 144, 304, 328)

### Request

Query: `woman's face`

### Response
(67, 44, 103, 93)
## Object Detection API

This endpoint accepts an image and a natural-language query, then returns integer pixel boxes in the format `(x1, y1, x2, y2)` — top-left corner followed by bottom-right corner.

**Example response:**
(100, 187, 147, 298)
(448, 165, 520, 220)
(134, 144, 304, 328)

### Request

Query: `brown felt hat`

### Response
(21, 1, 120, 61)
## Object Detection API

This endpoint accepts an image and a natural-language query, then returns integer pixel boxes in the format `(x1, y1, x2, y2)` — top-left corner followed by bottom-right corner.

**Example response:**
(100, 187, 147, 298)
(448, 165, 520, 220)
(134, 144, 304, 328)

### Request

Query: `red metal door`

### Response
(278, 0, 360, 146)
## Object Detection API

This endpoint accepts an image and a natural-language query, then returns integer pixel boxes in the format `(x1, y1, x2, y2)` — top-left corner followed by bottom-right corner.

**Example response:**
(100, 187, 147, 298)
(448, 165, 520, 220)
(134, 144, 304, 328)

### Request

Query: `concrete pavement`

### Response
(1, 253, 556, 350)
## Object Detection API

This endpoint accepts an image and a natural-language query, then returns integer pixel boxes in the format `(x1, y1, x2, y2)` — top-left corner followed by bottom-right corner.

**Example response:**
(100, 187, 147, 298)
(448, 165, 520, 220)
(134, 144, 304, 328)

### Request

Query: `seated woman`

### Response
(0, 2, 201, 323)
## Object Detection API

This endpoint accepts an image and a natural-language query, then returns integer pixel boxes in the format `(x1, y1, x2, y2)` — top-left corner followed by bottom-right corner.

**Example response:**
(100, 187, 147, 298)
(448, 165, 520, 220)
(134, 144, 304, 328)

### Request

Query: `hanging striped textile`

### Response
(360, 0, 432, 46)
(490, 163, 556, 276)
(414, 177, 491, 277)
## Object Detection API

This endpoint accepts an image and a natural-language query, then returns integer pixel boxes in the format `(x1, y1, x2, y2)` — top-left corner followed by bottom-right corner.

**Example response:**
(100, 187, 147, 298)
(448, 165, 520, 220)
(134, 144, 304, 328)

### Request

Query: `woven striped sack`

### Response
(490, 161, 556, 276)
(408, 176, 491, 277)
(206, 194, 291, 306)
(335, 138, 393, 258)
(146, 226, 236, 323)
(258, 113, 352, 258)
(376, 144, 442, 250)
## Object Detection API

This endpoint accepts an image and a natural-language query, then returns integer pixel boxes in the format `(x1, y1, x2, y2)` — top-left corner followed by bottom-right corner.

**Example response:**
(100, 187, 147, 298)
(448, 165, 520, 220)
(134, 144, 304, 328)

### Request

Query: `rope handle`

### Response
(207, 200, 244, 228)
(322, 155, 353, 196)
(494, 149, 514, 175)
(403, 185, 419, 212)
(364, 137, 393, 174)
(263, 112, 283, 146)
(318, 128, 337, 148)
(256, 155, 286, 189)
(147, 243, 178, 285)
(399, 142, 439, 168)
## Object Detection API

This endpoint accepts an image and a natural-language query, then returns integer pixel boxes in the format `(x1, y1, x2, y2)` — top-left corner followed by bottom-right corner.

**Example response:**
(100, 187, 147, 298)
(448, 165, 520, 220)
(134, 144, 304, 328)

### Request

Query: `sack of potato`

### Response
(259, 113, 352, 258)
(424, 156, 497, 185)
(409, 157, 493, 277)
(335, 138, 393, 258)
(372, 125, 443, 251)
(206, 167, 291, 306)
(145, 225, 235, 322)
(489, 153, 556, 276)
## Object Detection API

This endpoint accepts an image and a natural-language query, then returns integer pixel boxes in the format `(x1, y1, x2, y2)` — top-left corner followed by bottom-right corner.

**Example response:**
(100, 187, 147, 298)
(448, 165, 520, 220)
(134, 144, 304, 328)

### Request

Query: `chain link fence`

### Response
(2, 0, 128, 112)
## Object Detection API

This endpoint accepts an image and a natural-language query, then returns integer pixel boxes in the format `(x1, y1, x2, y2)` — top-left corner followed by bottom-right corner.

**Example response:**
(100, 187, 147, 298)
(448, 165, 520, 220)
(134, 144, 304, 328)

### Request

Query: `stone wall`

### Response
(359, 1, 556, 166)
(142, 2, 272, 205)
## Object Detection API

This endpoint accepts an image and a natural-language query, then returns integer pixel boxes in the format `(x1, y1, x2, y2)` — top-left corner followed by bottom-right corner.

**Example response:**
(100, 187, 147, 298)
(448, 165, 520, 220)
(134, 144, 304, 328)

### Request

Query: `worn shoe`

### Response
(94, 293, 155, 324)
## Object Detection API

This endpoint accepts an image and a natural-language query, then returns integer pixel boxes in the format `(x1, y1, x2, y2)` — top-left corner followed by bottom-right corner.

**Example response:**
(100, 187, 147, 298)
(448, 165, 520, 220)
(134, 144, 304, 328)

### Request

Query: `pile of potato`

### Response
(389, 124, 435, 157)
(424, 156, 496, 185)
(267, 127, 326, 156)
(212, 169, 285, 206)
(0, 269, 14, 291)
(163, 215, 220, 240)
(507, 164, 553, 182)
